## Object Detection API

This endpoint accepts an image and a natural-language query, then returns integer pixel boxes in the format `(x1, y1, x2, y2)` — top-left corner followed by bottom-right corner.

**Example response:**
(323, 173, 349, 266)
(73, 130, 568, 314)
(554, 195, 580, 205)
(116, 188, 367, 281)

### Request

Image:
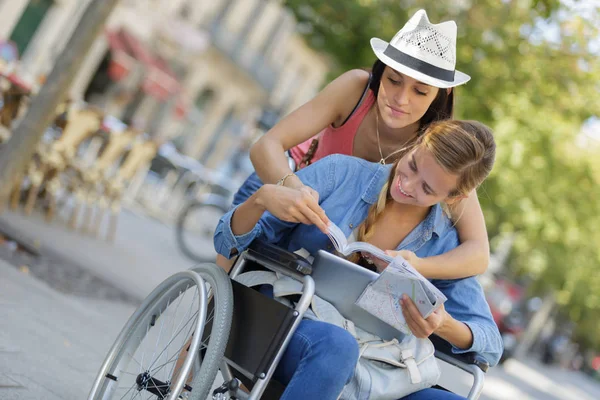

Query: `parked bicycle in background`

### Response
(175, 149, 296, 263)
(175, 173, 237, 263)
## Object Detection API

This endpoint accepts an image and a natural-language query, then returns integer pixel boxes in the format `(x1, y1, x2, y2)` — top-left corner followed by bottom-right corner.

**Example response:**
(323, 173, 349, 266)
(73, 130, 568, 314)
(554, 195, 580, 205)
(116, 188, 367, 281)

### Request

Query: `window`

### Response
(9, 0, 53, 55)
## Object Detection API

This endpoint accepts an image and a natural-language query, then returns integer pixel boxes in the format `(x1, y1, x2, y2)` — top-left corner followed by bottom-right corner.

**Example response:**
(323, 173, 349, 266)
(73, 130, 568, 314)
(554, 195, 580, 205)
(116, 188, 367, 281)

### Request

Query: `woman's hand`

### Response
(370, 250, 422, 273)
(257, 184, 330, 233)
(385, 250, 421, 269)
(401, 294, 449, 338)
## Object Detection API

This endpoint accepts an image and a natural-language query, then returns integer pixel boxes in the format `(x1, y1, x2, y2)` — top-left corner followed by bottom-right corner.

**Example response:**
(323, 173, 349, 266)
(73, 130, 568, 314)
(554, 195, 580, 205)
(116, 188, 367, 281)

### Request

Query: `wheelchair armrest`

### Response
(246, 240, 313, 276)
(430, 335, 489, 373)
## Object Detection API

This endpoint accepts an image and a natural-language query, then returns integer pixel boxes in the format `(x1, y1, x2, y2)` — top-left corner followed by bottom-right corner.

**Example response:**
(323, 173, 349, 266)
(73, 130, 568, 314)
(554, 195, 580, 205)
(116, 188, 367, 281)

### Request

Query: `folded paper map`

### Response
(355, 256, 447, 334)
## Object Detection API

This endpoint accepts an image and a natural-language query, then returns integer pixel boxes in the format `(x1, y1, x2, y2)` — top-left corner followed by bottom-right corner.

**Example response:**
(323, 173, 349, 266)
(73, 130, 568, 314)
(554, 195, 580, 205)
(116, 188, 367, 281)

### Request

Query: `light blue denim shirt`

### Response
(214, 154, 503, 366)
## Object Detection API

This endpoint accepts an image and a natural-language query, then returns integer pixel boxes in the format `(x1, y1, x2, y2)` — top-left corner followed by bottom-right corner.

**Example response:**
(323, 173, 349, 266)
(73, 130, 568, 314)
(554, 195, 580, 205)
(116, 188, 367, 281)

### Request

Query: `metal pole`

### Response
(0, 0, 121, 209)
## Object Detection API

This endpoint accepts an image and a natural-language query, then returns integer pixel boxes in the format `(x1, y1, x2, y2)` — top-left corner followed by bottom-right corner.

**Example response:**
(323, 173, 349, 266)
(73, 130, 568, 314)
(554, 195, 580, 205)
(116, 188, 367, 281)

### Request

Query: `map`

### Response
(355, 256, 446, 334)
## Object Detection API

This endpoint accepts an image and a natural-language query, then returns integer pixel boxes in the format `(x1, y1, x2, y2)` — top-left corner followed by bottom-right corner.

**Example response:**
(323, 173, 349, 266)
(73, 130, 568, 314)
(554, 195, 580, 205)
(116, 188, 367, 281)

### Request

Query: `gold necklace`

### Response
(375, 108, 399, 165)
(375, 107, 413, 165)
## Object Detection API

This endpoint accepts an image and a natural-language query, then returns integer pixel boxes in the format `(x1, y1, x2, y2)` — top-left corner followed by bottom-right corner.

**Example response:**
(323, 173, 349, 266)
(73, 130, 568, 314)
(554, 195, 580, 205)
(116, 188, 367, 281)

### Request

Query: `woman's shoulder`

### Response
(332, 69, 371, 88)
(326, 69, 372, 122)
(329, 69, 371, 100)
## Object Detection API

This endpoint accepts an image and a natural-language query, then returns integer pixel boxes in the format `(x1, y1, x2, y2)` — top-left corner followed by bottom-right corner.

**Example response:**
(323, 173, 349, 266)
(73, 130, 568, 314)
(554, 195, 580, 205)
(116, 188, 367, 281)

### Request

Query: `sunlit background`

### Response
(0, 1, 599, 399)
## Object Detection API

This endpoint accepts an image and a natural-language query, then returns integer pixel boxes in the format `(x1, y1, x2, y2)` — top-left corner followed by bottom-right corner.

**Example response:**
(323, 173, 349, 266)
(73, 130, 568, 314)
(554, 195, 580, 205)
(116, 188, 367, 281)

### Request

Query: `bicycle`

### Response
(175, 187, 232, 263)
(175, 153, 296, 264)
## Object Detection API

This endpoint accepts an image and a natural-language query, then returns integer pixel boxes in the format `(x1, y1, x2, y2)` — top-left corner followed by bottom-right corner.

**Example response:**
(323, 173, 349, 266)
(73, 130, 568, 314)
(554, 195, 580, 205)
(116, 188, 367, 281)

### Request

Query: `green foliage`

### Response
(284, 0, 600, 348)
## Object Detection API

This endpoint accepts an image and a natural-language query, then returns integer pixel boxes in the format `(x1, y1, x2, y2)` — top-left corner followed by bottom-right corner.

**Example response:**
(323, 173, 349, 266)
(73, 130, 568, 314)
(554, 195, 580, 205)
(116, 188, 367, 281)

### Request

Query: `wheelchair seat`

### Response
(218, 240, 489, 400)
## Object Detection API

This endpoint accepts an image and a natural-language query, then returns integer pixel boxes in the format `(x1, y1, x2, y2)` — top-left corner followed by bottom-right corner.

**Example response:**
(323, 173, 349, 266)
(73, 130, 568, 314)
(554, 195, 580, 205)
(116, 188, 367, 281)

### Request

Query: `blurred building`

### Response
(0, 0, 330, 168)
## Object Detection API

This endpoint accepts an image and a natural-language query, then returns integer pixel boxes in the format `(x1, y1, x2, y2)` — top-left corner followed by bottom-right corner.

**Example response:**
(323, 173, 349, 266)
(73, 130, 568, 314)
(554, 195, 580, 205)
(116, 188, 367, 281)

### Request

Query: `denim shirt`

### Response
(214, 154, 503, 366)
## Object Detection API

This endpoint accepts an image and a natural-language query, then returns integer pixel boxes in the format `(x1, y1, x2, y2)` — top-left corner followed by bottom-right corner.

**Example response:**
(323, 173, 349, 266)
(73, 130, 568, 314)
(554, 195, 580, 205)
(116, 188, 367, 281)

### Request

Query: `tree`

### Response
(284, 0, 600, 348)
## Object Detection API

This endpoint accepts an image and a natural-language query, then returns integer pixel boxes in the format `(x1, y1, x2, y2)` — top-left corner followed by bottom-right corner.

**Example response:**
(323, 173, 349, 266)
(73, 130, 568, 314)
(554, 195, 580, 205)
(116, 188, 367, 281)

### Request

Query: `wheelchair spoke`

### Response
(118, 286, 201, 399)
(146, 308, 199, 373)
(161, 320, 199, 374)
(150, 288, 184, 375)
(139, 309, 153, 377)
(125, 351, 144, 371)
(147, 316, 198, 378)
(90, 267, 232, 400)
(115, 383, 138, 400)
(157, 286, 191, 384)
(149, 295, 173, 369)
(143, 284, 197, 374)
(151, 353, 181, 376)
(165, 287, 201, 380)
(198, 307, 215, 351)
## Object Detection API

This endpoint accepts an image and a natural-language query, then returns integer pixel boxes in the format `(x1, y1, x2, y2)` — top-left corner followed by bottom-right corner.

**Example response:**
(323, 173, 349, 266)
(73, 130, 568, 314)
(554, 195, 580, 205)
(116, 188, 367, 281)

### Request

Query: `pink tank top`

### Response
(289, 90, 375, 169)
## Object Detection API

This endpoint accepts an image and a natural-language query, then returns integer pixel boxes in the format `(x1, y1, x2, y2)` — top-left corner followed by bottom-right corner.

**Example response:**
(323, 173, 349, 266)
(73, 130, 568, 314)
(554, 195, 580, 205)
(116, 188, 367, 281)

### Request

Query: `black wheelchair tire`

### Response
(176, 200, 229, 263)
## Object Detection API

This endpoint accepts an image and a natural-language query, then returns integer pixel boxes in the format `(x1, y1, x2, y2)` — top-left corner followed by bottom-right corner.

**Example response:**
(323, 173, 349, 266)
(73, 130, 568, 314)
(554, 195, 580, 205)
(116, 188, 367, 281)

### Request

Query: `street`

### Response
(1, 208, 599, 399)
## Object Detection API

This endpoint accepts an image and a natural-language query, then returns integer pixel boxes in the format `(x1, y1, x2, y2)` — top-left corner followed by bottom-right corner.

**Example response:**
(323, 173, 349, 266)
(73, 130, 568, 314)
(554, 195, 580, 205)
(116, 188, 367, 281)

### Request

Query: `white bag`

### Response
(339, 333, 440, 400)
(234, 272, 440, 400)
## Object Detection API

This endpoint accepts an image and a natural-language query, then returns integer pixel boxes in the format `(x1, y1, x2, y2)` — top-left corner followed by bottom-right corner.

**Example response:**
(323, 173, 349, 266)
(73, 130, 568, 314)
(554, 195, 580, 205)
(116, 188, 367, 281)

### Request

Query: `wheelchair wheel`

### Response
(88, 265, 233, 400)
(176, 200, 229, 263)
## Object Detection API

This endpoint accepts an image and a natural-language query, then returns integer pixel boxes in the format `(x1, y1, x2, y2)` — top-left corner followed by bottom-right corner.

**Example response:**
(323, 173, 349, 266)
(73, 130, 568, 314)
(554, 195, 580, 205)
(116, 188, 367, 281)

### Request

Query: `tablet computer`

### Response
(311, 250, 405, 340)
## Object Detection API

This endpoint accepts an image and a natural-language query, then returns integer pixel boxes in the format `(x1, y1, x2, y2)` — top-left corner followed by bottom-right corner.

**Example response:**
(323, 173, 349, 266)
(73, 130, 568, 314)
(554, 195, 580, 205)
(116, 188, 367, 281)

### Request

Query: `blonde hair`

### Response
(348, 120, 496, 263)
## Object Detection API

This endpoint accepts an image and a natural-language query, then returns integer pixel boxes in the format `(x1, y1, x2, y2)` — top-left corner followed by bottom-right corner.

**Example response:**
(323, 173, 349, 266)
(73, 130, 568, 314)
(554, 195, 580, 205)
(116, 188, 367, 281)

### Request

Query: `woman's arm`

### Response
(231, 185, 329, 235)
(214, 184, 328, 258)
(410, 191, 490, 279)
(434, 311, 474, 350)
(401, 284, 503, 367)
(401, 296, 473, 349)
(229, 186, 270, 236)
(250, 69, 369, 189)
(214, 156, 339, 258)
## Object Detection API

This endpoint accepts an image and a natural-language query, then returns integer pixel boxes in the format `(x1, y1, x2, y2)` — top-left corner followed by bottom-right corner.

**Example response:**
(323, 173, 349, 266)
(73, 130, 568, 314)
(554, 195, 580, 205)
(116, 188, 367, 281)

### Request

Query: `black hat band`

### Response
(383, 45, 455, 82)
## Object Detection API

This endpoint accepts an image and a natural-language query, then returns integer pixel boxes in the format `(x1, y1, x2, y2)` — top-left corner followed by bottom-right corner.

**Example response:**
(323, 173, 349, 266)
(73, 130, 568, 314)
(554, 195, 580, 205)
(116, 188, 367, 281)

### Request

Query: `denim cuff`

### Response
(216, 205, 262, 258)
(451, 321, 484, 356)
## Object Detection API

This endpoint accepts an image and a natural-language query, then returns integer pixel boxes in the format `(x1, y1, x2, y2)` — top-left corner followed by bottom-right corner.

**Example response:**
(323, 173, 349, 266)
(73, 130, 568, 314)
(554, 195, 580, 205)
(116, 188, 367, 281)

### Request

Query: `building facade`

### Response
(0, 0, 330, 168)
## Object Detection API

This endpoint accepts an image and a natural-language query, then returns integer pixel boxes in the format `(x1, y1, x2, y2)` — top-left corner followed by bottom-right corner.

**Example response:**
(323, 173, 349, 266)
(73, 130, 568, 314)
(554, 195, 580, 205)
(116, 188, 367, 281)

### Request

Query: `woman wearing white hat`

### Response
(225, 10, 488, 283)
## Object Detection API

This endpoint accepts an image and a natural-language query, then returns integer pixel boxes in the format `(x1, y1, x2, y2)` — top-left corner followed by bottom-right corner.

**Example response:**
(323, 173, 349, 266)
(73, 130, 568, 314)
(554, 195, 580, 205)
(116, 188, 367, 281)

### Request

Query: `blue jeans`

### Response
(400, 388, 467, 399)
(273, 319, 359, 400)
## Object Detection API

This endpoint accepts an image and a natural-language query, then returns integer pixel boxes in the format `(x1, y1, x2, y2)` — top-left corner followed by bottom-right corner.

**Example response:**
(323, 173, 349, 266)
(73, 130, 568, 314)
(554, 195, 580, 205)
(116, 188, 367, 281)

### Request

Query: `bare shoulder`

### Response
(325, 69, 371, 125)
(327, 69, 370, 96)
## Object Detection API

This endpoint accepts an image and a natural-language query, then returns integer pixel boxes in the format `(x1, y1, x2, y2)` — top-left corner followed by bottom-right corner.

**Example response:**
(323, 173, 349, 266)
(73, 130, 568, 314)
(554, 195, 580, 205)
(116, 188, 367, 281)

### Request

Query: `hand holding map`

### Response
(355, 255, 447, 334)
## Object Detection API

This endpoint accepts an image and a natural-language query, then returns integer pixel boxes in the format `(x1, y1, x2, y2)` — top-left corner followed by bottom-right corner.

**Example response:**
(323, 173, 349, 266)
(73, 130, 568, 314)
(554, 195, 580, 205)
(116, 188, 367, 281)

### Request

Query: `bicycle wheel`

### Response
(88, 265, 233, 400)
(176, 201, 228, 263)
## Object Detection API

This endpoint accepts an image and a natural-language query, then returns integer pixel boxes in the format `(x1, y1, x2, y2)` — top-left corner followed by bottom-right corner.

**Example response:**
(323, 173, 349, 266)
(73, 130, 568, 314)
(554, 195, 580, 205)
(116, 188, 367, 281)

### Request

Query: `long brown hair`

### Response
(348, 120, 496, 263)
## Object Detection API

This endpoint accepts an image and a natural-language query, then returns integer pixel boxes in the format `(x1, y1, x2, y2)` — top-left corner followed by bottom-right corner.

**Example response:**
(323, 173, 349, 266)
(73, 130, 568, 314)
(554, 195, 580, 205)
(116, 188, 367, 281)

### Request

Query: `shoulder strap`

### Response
(339, 72, 373, 127)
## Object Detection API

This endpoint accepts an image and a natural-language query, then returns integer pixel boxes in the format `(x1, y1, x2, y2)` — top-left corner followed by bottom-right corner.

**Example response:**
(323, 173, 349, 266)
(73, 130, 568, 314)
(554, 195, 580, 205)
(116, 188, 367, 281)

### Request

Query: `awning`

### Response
(106, 28, 180, 101)
(106, 30, 135, 81)
(173, 95, 190, 119)
(141, 56, 180, 101)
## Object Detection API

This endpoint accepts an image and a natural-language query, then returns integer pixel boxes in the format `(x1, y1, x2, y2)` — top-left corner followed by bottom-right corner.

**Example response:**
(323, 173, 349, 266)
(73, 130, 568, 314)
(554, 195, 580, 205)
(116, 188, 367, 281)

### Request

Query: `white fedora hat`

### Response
(370, 9, 470, 89)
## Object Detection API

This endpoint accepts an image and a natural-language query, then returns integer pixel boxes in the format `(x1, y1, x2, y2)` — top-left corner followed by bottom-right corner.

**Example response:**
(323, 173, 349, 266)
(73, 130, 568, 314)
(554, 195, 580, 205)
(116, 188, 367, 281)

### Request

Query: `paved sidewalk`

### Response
(0, 208, 209, 300)
(0, 207, 217, 400)
(0, 259, 135, 400)
(2, 208, 600, 400)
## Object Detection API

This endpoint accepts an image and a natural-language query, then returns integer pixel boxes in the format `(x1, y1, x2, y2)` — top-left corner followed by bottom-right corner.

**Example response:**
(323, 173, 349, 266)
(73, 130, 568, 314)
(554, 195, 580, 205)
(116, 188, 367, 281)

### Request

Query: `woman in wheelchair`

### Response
(214, 120, 503, 400)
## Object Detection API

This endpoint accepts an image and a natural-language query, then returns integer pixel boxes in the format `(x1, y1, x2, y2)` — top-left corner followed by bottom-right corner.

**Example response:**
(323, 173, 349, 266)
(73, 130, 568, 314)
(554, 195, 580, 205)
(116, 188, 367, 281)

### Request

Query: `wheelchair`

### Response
(88, 241, 489, 400)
